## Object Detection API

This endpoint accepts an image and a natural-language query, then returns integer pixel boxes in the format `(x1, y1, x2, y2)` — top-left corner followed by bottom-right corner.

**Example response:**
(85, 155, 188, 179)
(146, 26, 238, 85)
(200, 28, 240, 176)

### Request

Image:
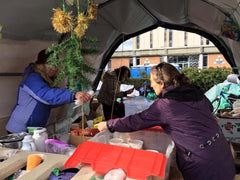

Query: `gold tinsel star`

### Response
(52, 8, 74, 34)
(77, 13, 89, 28)
(74, 13, 89, 38)
(74, 25, 86, 38)
(88, 3, 98, 20)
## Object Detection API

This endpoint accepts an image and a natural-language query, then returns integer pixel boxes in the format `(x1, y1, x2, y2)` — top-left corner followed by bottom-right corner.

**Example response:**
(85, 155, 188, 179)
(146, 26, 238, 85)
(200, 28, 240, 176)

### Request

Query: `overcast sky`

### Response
(116, 39, 133, 51)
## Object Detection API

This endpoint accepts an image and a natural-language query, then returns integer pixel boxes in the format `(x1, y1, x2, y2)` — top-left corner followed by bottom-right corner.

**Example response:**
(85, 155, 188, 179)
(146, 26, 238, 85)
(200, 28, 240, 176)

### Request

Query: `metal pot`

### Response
(0, 134, 23, 149)
(0, 141, 22, 149)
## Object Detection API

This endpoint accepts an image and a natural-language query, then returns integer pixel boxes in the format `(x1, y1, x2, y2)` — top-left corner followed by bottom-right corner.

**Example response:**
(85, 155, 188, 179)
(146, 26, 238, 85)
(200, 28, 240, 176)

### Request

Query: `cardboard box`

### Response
(69, 134, 92, 146)
(218, 117, 240, 139)
(230, 142, 240, 165)
(69, 123, 99, 146)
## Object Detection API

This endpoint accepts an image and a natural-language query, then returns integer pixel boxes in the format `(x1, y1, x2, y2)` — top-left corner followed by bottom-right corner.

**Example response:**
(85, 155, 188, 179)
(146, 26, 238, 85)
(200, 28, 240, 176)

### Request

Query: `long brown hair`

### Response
(151, 62, 191, 88)
(33, 64, 56, 87)
(23, 50, 58, 87)
(114, 66, 131, 81)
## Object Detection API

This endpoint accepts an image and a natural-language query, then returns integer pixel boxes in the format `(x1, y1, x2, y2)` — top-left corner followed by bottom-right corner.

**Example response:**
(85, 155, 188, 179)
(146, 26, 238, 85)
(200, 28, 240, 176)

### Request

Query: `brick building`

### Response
(108, 27, 231, 71)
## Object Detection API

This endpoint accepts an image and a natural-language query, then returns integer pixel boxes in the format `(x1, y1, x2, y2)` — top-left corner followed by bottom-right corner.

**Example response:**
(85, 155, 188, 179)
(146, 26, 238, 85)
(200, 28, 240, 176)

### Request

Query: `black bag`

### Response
(113, 101, 125, 118)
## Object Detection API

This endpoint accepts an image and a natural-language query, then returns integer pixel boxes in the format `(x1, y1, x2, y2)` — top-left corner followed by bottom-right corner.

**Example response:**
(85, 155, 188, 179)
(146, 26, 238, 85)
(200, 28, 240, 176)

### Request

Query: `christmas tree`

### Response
(47, 0, 98, 91)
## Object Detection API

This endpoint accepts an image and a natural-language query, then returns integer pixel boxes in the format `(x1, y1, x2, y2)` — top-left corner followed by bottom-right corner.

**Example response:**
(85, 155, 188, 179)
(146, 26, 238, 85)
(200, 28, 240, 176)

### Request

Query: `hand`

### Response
(94, 122, 107, 131)
(75, 92, 92, 104)
(126, 87, 134, 94)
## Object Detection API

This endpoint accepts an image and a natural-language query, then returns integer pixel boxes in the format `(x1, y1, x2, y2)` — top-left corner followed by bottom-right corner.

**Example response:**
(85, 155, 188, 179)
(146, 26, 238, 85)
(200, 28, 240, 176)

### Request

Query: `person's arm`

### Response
(96, 100, 166, 132)
(24, 73, 90, 105)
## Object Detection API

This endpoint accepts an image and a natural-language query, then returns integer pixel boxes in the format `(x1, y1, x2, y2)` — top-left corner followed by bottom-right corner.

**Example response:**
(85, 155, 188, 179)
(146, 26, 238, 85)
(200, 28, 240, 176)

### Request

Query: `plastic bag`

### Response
(233, 100, 240, 110)
(104, 168, 126, 180)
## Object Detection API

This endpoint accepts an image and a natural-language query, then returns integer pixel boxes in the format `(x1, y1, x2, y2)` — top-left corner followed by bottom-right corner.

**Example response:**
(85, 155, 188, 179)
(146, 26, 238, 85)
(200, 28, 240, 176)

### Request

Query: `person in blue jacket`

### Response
(6, 49, 92, 134)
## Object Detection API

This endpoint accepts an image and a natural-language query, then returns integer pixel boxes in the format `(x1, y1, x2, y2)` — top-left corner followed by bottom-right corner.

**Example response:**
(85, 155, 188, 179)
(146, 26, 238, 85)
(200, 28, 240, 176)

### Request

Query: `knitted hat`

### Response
(35, 49, 52, 64)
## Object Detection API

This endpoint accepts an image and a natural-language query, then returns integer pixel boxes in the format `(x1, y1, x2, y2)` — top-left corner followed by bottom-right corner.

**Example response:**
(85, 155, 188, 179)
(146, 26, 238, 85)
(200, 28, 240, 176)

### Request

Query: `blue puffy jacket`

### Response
(6, 65, 75, 133)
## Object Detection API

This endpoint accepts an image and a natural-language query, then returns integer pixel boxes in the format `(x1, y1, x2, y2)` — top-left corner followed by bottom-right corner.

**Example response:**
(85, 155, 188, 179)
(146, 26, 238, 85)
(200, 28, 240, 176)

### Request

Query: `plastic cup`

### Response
(109, 138, 124, 145)
(128, 139, 143, 149)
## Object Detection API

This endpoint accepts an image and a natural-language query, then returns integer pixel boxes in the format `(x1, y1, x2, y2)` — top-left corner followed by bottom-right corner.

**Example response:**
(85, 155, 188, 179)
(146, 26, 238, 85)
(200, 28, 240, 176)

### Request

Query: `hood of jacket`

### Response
(22, 63, 33, 76)
(159, 85, 205, 102)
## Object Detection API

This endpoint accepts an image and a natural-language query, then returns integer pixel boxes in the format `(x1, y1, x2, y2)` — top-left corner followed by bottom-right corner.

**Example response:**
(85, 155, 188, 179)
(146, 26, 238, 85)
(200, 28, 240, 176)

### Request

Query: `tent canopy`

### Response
(1, 0, 240, 88)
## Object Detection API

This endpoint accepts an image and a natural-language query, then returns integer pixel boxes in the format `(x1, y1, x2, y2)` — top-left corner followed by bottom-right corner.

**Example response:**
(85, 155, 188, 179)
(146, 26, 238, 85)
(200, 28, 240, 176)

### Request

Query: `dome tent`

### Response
(1, 0, 240, 84)
(0, 0, 240, 134)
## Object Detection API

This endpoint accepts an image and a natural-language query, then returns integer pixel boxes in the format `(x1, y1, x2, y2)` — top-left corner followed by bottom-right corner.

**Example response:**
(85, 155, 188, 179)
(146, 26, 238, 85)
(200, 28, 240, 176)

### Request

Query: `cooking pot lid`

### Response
(0, 134, 24, 143)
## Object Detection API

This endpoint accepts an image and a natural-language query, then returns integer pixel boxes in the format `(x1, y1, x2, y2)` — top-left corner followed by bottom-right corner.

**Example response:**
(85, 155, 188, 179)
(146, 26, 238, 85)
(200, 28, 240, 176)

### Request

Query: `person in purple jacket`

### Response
(6, 49, 92, 134)
(96, 62, 235, 180)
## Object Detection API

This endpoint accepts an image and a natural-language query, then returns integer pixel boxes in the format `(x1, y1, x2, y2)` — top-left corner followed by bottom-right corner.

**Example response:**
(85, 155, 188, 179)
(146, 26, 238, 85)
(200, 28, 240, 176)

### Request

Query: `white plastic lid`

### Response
(23, 135, 34, 142)
(33, 127, 47, 134)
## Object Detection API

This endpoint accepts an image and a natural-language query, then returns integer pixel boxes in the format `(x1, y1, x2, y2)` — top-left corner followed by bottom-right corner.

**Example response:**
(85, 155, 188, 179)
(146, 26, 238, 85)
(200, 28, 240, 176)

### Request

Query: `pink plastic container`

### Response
(45, 139, 69, 154)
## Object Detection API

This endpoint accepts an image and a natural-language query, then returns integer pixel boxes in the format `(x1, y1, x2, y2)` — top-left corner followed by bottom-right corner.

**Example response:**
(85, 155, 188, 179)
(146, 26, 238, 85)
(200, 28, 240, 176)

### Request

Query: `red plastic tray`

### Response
(64, 141, 167, 180)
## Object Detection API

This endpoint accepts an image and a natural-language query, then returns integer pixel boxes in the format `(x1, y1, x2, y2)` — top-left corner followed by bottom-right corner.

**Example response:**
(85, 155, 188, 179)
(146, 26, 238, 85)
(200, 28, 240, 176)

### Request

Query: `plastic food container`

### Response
(87, 128, 175, 180)
(32, 128, 48, 152)
(45, 139, 69, 154)
(146, 149, 159, 153)
(128, 139, 143, 149)
(117, 143, 130, 148)
(27, 127, 42, 135)
(109, 138, 124, 145)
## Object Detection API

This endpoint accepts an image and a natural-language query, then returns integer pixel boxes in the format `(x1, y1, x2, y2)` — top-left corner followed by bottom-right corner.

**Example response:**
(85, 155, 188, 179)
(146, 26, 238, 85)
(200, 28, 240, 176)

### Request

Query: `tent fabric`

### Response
(1, 0, 240, 86)
(2, 0, 240, 135)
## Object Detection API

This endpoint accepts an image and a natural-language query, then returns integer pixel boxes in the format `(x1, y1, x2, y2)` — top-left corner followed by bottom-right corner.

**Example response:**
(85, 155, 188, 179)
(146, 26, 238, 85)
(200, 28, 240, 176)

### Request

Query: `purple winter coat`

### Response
(107, 85, 235, 180)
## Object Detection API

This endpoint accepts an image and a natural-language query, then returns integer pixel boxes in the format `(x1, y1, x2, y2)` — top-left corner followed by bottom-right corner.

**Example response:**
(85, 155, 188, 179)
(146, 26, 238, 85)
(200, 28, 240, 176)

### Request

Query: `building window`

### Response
(159, 56, 165, 63)
(184, 32, 188, 46)
(129, 57, 140, 67)
(178, 56, 188, 69)
(206, 39, 210, 45)
(168, 56, 189, 69)
(136, 57, 140, 65)
(150, 30, 153, 48)
(200, 36, 204, 45)
(169, 29, 173, 47)
(203, 54, 208, 69)
(136, 35, 140, 49)
(164, 29, 167, 46)
(168, 56, 178, 64)
(188, 55, 199, 67)
(129, 58, 133, 67)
